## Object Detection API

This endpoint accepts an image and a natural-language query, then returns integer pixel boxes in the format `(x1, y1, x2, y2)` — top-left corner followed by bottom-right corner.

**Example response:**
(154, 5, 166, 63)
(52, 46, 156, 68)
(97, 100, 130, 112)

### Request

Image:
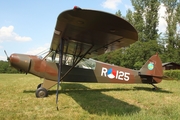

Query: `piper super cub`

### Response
(7, 7, 163, 100)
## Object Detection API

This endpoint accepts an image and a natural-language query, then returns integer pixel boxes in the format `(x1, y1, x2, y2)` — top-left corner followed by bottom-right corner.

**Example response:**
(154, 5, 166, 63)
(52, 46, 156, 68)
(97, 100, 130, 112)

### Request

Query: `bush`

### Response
(0, 60, 20, 73)
(163, 70, 180, 80)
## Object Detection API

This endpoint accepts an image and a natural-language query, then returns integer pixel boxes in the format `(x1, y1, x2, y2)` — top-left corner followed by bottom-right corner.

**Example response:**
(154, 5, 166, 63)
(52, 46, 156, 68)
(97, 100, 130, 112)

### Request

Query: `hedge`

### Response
(163, 70, 180, 80)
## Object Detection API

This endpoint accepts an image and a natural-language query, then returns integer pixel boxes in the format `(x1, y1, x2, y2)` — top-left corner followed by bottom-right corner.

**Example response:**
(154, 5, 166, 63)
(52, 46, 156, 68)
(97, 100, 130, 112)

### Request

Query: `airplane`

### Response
(6, 7, 163, 102)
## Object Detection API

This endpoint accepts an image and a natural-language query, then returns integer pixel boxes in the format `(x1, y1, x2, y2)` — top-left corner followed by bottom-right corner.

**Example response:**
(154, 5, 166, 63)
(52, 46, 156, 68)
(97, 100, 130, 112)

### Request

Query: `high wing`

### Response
(50, 8, 138, 58)
(49, 7, 139, 110)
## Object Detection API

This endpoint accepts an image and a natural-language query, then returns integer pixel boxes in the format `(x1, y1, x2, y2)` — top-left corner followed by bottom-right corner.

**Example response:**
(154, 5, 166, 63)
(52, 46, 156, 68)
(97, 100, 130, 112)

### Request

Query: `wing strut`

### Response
(56, 39, 94, 110)
(56, 38, 64, 111)
(60, 44, 94, 81)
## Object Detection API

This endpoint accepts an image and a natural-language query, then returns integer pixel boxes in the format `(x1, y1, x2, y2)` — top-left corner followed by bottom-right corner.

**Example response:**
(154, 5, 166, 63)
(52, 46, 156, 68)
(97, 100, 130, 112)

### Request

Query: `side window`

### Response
(76, 58, 96, 70)
(53, 53, 96, 70)
(54, 54, 72, 65)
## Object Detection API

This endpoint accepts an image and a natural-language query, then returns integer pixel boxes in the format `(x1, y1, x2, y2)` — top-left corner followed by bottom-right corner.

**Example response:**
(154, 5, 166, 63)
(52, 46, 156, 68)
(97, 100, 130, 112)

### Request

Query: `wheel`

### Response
(35, 88, 48, 98)
(37, 83, 43, 89)
(152, 87, 158, 91)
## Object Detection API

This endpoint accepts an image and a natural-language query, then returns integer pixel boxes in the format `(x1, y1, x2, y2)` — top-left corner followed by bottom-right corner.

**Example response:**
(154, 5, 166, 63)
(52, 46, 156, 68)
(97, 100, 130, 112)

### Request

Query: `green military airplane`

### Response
(7, 7, 163, 101)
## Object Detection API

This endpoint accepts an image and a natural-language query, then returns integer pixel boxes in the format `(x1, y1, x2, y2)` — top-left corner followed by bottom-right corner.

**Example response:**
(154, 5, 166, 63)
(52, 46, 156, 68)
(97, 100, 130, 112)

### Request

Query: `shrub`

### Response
(163, 70, 180, 80)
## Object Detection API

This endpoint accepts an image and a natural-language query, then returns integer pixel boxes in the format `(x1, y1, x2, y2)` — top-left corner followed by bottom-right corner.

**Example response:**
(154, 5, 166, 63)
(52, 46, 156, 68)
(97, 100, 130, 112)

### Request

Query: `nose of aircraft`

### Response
(9, 54, 31, 73)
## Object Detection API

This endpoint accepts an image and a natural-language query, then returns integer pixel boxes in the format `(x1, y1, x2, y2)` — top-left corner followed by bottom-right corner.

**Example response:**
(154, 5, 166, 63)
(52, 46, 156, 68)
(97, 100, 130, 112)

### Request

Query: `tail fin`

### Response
(139, 53, 163, 83)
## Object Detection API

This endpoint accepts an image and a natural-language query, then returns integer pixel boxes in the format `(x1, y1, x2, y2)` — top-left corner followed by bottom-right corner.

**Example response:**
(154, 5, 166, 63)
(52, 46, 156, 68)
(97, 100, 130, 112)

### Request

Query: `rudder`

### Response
(139, 53, 163, 83)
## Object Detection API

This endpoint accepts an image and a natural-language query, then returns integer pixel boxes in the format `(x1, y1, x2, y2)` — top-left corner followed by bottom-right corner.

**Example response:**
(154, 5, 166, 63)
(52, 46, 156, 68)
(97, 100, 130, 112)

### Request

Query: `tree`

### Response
(143, 0, 160, 41)
(125, 9, 134, 25)
(97, 0, 180, 68)
(177, 2, 180, 23)
(94, 49, 123, 66)
(130, 0, 145, 41)
(161, 0, 180, 62)
(0, 61, 19, 73)
(96, 41, 163, 70)
(127, 0, 160, 42)
(115, 10, 122, 17)
(120, 41, 163, 69)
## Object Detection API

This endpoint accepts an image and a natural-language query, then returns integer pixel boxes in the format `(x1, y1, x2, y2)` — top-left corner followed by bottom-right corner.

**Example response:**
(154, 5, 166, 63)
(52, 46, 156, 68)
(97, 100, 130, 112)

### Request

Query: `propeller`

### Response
(4, 50, 10, 61)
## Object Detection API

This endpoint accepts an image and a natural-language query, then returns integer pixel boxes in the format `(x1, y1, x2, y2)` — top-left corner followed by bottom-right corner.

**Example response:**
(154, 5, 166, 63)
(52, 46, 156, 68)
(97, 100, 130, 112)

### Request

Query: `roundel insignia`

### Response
(148, 62, 154, 70)
(107, 68, 116, 79)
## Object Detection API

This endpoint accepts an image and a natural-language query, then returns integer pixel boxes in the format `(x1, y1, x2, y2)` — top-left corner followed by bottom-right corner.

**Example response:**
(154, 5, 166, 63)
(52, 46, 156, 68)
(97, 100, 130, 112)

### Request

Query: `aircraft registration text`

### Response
(101, 67, 130, 81)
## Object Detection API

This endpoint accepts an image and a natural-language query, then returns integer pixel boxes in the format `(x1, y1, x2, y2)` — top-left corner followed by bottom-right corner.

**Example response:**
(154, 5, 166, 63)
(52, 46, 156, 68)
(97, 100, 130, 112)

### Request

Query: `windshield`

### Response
(36, 48, 50, 59)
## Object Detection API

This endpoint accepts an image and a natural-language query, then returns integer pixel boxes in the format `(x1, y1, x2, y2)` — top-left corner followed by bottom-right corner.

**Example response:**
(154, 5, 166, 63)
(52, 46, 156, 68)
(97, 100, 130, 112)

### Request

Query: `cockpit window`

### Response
(45, 51, 57, 62)
(43, 51, 96, 70)
(76, 58, 96, 70)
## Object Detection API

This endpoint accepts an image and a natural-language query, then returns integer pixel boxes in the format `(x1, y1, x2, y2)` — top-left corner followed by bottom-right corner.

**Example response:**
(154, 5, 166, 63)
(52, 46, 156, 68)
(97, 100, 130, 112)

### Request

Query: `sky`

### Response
(0, 0, 166, 61)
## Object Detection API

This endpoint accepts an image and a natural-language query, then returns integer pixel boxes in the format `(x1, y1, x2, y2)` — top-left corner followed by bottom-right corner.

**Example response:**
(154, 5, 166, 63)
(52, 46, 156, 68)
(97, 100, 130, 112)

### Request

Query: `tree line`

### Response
(96, 0, 180, 69)
(0, 61, 20, 73)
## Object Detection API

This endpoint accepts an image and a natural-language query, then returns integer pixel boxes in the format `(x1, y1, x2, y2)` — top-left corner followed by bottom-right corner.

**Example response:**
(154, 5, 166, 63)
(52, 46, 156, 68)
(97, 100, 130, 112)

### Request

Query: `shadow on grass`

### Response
(59, 83, 140, 116)
(23, 83, 172, 116)
(24, 83, 140, 116)
(133, 86, 173, 93)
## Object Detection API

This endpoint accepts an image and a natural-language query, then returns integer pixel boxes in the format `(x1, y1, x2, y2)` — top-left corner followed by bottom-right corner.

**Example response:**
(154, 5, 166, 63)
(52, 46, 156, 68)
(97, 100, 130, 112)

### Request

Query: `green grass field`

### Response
(0, 74, 180, 120)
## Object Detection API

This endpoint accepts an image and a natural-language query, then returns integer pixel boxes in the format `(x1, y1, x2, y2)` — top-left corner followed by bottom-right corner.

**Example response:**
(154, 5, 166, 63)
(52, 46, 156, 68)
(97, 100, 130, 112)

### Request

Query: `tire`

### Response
(35, 87, 48, 98)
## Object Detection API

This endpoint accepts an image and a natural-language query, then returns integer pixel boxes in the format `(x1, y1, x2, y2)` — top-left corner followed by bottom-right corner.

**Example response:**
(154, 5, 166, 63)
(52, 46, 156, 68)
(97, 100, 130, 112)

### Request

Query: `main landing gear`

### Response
(37, 83, 42, 89)
(151, 84, 158, 91)
(35, 83, 48, 98)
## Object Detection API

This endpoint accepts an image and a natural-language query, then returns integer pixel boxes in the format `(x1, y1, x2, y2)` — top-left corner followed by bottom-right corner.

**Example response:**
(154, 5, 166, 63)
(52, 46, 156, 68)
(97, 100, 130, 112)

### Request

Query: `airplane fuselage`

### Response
(10, 53, 155, 84)
(9, 52, 162, 98)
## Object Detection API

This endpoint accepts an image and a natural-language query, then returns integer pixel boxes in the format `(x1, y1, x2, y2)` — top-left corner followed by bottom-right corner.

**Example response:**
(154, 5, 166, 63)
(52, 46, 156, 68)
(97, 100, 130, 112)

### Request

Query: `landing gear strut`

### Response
(37, 83, 43, 89)
(151, 84, 158, 90)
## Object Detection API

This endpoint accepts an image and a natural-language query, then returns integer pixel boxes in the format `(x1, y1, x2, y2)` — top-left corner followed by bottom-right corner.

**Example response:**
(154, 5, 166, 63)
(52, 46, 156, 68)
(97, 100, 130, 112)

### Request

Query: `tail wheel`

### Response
(35, 88, 48, 98)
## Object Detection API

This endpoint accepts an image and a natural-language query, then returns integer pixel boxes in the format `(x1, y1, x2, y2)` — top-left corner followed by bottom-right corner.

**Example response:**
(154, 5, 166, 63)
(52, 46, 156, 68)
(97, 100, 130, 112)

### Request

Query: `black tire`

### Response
(37, 83, 43, 89)
(152, 87, 157, 91)
(35, 88, 48, 98)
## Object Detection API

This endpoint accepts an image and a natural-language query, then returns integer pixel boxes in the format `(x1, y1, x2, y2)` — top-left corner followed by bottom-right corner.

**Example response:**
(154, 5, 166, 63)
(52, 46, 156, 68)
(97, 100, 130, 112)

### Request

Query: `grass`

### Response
(0, 74, 180, 120)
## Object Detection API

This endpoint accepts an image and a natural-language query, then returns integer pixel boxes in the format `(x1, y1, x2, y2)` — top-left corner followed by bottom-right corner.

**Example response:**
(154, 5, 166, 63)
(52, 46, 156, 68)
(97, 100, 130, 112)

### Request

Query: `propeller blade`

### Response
(4, 50, 10, 60)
